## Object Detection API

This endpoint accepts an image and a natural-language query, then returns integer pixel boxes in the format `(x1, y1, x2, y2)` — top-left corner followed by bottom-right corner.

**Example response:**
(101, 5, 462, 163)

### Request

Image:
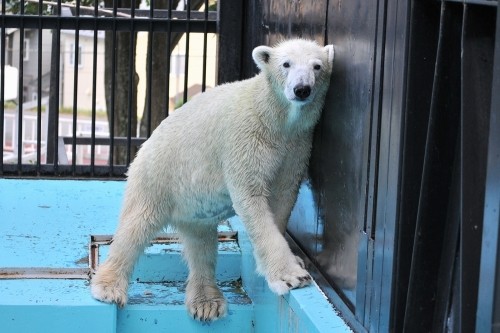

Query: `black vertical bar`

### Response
(36, 2, 43, 174)
(183, 0, 191, 104)
(460, 4, 496, 333)
(430, 5, 470, 332)
(217, 0, 243, 84)
(145, 0, 154, 137)
(201, 0, 208, 92)
(71, 0, 81, 174)
(109, 1, 118, 175)
(402, 3, 462, 332)
(126, 0, 136, 166)
(0, 0, 6, 174)
(392, 2, 441, 330)
(17, 0, 25, 174)
(47, 1, 62, 172)
(53, 1, 62, 172)
(90, 1, 99, 176)
(362, 0, 388, 326)
(165, 0, 172, 119)
(475, 3, 500, 332)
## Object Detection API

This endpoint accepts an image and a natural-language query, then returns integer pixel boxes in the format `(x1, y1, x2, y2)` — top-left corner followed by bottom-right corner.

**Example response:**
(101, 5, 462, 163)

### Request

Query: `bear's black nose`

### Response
(293, 85, 311, 100)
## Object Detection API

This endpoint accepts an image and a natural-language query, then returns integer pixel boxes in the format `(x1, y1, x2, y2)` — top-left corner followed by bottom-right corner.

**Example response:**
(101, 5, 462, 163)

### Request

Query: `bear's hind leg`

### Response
(91, 204, 167, 307)
(178, 223, 227, 321)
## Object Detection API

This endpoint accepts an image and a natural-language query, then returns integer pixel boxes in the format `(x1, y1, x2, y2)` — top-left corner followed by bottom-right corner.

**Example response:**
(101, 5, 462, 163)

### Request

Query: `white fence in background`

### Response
(3, 102, 110, 165)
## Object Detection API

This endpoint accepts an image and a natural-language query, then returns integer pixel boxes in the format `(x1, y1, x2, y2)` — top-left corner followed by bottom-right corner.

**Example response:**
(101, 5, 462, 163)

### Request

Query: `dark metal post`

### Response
(216, 0, 243, 84)
(476, 4, 500, 333)
(46, 10, 61, 165)
(47, 29, 59, 164)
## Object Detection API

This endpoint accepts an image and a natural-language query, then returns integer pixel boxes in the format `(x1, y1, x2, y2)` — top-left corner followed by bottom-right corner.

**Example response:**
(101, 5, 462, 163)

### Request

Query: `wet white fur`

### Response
(91, 39, 334, 321)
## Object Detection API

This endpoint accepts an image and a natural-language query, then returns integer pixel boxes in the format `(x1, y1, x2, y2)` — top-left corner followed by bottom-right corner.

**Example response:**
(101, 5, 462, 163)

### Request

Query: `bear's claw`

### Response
(188, 297, 227, 321)
(266, 255, 312, 295)
(91, 281, 128, 307)
(185, 279, 228, 321)
(268, 270, 312, 295)
(90, 266, 129, 307)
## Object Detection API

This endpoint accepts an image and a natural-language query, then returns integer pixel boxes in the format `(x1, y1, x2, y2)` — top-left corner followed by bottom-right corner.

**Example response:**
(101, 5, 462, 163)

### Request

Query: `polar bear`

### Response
(91, 39, 334, 321)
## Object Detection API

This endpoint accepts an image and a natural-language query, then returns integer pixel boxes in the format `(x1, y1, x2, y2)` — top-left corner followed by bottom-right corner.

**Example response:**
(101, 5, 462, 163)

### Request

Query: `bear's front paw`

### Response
(266, 257, 312, 295)
(186, 279, 227, 321)
(187, 297, 228, 321)
(91, 267, 129, 307)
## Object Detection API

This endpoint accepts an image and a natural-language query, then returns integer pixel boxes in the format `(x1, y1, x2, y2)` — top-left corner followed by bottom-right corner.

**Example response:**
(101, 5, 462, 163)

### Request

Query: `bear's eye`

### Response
(314, 64, 321, 70)
(283, 62, 290, 68)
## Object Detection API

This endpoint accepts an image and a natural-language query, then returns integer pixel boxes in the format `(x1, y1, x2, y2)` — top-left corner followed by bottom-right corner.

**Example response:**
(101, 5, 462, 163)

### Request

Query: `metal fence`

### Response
(0, 0, 217, 177)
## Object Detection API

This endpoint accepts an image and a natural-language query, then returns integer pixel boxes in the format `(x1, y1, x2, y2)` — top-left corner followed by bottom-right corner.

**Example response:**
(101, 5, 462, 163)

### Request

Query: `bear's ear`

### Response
(324, 45, 335, 66)
(252, 46, 273, 70)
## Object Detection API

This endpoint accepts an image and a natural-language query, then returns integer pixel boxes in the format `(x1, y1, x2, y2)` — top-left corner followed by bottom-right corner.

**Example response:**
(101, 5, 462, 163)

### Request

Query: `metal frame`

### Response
(0, 231, 237, 280)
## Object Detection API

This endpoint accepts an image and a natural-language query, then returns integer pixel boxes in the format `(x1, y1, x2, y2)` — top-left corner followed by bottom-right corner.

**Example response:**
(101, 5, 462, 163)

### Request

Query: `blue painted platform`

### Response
(0, 179, 351, 333)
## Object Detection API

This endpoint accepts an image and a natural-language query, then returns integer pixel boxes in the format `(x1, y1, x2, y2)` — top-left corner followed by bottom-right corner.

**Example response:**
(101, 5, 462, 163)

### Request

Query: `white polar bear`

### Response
(91, 39, 334, 321)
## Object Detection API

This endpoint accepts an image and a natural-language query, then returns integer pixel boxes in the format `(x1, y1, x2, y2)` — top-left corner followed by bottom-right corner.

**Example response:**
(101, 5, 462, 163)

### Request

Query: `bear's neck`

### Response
(252, 73, 324, 135)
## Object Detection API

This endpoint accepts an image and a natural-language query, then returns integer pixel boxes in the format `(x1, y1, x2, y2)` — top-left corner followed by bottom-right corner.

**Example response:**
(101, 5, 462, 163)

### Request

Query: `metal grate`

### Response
(0, 0, 217, 177)
(0, 231, 237, 280)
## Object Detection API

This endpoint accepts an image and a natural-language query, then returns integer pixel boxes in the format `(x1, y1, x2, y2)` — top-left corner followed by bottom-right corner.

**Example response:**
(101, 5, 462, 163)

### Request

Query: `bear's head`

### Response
(252, 39, 334, 106)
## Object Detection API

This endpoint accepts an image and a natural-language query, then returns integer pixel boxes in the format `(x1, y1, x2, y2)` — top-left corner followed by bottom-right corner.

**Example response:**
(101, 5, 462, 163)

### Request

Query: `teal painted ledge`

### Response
(0, 179, 351, 333)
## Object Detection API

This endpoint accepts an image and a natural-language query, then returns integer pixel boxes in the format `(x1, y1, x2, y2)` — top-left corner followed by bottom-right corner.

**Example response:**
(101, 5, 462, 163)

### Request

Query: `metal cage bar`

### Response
(0, 0, 6, 174)
(164, 0, 173, 120)
(90, 0, 99, 175)
(183, 0, 191, 104)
